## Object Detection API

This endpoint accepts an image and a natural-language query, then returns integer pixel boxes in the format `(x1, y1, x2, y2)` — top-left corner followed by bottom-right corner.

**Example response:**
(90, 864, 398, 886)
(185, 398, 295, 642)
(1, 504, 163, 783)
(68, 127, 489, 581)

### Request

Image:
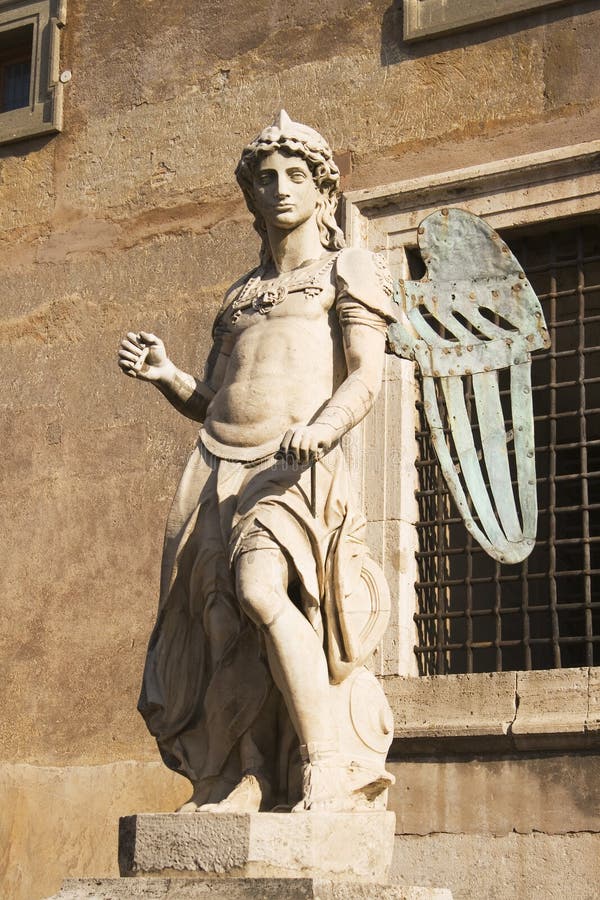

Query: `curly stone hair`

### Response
(235, 111, 346, 266)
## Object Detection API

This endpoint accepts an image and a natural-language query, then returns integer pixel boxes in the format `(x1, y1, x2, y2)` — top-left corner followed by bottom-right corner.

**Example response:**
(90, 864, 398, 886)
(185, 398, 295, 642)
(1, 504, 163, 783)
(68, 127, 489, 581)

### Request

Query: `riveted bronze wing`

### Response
(388, 208, 550, 564)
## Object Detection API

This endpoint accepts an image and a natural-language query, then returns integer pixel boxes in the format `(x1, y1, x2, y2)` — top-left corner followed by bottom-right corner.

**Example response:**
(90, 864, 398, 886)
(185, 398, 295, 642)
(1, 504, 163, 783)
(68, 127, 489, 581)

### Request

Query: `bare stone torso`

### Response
(202, 254, 345, 454)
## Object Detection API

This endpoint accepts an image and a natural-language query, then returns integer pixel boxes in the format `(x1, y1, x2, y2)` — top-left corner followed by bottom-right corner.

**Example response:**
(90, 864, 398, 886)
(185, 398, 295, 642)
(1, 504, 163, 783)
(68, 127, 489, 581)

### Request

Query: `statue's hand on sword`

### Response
(276, 423, 336, 465)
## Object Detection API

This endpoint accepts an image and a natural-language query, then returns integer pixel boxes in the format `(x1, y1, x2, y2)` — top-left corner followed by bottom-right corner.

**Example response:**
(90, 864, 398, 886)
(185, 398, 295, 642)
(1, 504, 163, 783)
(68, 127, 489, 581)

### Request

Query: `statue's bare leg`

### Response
(234, 547, 352, 812)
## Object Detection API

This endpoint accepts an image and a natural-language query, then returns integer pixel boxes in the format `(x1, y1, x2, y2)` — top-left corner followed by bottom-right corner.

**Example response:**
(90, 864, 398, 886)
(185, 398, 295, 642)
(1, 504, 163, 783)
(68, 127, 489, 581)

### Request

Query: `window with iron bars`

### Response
(0, 0, 66, 145)
(414, 218, 600, 675)
(0, 24, 32, 113)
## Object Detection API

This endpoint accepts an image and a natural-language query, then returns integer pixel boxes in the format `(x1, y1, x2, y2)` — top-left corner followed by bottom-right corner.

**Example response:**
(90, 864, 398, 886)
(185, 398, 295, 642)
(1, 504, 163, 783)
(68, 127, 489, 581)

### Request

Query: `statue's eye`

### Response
(289, 171, 306, 182)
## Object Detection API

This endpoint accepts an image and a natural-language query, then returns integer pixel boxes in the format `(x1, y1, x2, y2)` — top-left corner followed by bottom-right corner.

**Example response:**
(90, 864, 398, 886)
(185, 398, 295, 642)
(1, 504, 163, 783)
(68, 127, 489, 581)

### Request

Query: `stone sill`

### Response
(383, 667, 600, 754)
(403, 0, 577, 43)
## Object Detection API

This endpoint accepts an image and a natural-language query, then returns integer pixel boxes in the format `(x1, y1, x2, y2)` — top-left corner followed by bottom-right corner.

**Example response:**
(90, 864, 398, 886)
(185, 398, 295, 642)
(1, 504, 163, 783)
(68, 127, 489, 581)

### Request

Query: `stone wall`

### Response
(2, 2, 600, 898)
(387, 669, 600, 899)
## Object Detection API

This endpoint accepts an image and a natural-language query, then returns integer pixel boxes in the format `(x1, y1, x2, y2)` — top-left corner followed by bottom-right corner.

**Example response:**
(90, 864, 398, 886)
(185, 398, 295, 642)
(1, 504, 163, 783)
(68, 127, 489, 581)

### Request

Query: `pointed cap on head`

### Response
(250, 109, 334, 160)
(273, 109, 292, 130)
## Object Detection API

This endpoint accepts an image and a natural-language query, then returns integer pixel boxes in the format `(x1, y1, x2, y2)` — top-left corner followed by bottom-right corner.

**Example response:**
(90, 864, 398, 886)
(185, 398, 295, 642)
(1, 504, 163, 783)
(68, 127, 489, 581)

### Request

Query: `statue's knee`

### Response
(238, 592, 272, 627)
(236, 551, 287, 628)
(238, 583, 286, 627)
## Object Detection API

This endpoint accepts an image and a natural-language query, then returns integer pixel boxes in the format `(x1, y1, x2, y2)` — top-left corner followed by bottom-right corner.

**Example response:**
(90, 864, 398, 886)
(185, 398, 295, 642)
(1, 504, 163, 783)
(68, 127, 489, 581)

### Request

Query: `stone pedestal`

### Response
(119, 812, 395, 881)
(48, 877, 452, 899)
(46, 813, 452, 899)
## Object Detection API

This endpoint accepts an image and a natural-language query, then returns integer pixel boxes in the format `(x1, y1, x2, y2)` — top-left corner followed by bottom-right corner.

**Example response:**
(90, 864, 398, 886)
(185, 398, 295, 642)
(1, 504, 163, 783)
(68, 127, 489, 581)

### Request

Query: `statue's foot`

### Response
(291, 761, 356, 813)
(177, 778, 224, 813)
(197, 773, 269, 814)
(178, 798, 204, 813)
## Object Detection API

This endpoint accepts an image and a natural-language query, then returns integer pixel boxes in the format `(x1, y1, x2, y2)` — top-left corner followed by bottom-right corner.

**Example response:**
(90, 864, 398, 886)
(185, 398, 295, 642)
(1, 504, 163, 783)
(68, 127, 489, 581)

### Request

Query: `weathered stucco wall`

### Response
(1, 2, 600, 898)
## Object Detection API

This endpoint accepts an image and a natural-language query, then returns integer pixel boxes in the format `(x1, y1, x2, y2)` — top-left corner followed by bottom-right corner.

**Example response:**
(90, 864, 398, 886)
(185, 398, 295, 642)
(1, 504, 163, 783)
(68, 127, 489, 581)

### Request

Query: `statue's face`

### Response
(252, 149, 320, 231)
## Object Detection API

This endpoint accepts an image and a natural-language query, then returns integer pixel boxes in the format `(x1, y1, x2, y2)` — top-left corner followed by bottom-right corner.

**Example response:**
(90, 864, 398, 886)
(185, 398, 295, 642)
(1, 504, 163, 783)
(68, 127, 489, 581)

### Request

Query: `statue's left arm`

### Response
(280, 249, 396, 464)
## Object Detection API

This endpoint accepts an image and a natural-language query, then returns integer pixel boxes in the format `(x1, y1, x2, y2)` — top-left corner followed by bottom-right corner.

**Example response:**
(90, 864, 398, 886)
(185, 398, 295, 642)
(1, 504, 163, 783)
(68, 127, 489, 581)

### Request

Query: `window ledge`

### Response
(383, 667, 600, 753)
(404, 0, 578, 43)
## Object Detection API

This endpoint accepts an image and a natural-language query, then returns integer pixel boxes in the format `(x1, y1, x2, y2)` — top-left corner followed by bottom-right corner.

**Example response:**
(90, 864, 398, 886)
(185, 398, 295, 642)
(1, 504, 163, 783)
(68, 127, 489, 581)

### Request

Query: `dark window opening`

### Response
(414, 219, 600, 674)
(0, 24, 33, 113)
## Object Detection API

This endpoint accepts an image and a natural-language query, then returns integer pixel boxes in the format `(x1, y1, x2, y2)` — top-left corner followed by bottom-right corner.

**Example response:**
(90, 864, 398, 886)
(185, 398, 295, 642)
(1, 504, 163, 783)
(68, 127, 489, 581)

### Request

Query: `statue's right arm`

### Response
(118, 329, 231, 423)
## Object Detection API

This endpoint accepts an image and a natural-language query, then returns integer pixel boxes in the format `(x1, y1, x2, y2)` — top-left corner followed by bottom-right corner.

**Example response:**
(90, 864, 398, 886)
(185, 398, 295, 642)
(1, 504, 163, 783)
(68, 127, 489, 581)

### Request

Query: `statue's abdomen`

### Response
(204, 314, 338, 450)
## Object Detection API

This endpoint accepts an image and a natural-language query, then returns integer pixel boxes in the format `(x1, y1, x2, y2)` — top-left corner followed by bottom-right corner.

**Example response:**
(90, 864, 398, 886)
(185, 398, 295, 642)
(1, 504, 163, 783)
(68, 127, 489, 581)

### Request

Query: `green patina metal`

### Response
(388, 208, 551, 564)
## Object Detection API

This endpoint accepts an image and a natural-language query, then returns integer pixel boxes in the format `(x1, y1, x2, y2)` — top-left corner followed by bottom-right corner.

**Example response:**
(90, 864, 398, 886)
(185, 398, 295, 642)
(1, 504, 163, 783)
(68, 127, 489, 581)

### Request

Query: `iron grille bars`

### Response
(414, 221, 600, 674)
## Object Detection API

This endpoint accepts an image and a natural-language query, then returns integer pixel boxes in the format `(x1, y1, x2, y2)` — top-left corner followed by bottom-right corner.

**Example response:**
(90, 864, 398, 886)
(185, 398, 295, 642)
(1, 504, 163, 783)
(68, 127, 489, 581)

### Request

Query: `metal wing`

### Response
(388, 208, 551, 564)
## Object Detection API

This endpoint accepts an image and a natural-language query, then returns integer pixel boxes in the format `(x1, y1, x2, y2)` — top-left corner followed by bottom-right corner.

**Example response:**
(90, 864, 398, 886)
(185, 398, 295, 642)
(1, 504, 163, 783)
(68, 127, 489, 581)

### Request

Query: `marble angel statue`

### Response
(118, 112, 548, 814)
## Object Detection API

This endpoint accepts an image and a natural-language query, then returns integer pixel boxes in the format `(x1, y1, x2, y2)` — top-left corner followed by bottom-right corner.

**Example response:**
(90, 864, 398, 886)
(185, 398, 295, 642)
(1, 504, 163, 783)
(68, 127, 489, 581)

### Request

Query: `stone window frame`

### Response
(341, 140, 600, 748)
(0, 0, 66, 146)
(403, 0, 578, 43)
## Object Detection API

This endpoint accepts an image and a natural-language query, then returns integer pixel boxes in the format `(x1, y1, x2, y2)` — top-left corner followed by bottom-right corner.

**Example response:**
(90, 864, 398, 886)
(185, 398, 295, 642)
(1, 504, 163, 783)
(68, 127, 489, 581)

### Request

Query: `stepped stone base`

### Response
(47, 876, 452, 899)
(45, 812, 452, 899)
(118, 812, 396, 882)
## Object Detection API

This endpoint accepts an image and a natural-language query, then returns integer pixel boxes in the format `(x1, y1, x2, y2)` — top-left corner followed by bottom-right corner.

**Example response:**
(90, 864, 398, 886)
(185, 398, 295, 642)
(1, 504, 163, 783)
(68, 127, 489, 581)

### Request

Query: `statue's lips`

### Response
(272, 203, 295, 211)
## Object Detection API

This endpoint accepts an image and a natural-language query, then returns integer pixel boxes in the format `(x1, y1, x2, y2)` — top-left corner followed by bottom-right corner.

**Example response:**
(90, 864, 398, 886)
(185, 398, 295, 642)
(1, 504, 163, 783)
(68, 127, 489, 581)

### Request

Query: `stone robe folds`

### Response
(138, 249, 397, 804)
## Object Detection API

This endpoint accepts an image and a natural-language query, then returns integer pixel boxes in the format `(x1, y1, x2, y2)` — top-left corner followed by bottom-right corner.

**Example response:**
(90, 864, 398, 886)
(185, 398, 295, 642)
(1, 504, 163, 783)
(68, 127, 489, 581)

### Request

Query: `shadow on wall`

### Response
(380, 0, 600, 65)
(0, 132, 54, 159)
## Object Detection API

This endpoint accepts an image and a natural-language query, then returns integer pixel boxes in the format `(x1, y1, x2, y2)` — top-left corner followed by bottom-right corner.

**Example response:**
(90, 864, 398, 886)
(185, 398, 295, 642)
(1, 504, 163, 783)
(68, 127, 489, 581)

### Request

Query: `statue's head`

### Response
(236, 110, 346, 265)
